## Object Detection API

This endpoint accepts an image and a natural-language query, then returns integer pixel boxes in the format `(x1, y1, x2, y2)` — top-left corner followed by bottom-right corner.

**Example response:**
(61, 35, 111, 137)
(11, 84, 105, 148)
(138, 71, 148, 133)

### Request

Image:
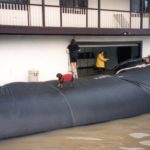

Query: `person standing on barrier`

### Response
(96, 51, 109, 75)
(67, 39, 80, 78)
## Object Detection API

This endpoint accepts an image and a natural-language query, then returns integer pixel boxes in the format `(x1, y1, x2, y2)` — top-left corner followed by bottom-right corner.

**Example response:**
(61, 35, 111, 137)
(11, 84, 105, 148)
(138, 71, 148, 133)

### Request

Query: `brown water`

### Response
(0, 114, 150, 150)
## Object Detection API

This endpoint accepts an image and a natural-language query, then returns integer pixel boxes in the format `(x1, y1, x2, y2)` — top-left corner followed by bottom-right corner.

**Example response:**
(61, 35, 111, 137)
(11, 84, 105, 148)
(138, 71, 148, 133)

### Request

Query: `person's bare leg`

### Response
(71, 62, 78, 78)
(71, 63, 74, 72)
(73, 62, 78, 78)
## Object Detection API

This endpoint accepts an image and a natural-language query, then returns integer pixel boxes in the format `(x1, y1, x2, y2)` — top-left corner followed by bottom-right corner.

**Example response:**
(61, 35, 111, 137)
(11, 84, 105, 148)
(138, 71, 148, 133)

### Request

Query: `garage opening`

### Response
(77, 42, 142, 77)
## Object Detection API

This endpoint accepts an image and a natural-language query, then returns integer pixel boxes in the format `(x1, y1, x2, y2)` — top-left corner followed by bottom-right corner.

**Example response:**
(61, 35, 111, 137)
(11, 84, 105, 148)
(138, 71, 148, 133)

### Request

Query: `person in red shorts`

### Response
(56, 73, 74, 88)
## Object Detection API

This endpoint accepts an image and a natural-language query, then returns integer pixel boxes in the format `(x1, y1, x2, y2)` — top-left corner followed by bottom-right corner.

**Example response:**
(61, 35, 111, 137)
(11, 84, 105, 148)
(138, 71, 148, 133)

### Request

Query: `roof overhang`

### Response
(0, 25, 150, 36)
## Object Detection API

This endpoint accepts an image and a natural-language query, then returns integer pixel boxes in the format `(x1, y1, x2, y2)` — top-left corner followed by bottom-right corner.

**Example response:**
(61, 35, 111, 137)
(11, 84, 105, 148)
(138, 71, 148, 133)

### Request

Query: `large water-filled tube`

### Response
(0, 66, 150, 140)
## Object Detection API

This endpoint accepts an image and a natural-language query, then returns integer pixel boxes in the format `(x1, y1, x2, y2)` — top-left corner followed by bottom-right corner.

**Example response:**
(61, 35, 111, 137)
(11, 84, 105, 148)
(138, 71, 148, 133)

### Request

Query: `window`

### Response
(60, 0, 87, 8)
(131, 0, 141, 12)
(77, 43, 141, 77)
(131, 0, 150, 13)
(143, 0, 150, 12)
(0, 0, 29, 4)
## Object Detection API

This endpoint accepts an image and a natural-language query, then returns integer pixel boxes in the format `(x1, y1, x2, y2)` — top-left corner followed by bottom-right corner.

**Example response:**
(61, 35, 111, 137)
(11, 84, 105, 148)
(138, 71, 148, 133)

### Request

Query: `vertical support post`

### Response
(98, 0, 100, 28)
(86, 8, 88, 28)
(60, 0, 62, 27)
(140, 0, 143, 29)
(149, 13, 150, 29)
(42, 0, 45, 27)
(86, 0, 88, 28)
(129, 0, 131, 29)
(129, 11, 131, 29)
(27, 2, 30, 26)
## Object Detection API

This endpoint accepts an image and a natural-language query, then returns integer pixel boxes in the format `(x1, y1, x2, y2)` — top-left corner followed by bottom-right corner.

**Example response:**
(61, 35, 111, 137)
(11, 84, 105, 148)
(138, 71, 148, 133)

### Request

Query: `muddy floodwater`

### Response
(0, 114, 150, 150)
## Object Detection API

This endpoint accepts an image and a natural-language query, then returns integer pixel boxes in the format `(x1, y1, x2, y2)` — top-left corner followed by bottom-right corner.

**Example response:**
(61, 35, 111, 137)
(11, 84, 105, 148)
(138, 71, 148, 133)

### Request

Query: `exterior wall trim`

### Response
(0, 26, 150, 36)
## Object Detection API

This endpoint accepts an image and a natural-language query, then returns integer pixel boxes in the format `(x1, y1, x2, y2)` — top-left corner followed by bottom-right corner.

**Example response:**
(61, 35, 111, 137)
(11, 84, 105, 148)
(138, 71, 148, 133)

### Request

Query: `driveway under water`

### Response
(0, 114, 150, 150)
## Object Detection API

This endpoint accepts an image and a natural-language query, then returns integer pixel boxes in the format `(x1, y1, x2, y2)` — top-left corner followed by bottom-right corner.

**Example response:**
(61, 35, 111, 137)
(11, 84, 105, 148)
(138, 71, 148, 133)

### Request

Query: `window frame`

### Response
(60, 0, 88, 8)
(143, 0, 150, 13)
(131, 0, 141, 12)
(131, 0, 150, 13)
(0, 0, 29, 4)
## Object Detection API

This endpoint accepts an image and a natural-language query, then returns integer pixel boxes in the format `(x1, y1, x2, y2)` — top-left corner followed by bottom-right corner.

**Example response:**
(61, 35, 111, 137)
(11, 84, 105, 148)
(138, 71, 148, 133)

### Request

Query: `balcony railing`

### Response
(0, 2, 150, 29)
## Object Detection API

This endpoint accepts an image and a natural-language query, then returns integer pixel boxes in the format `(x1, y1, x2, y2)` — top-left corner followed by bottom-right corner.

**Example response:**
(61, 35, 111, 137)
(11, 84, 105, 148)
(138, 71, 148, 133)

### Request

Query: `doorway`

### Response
(117, 47, 131, 63)
(77, 42, 142, 77)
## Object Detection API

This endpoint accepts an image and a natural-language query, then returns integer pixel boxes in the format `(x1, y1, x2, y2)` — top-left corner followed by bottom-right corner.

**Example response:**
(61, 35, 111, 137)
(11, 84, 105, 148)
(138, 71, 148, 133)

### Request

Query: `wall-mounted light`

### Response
(123, 32, 128, 35)
(122, 31, 131, 36)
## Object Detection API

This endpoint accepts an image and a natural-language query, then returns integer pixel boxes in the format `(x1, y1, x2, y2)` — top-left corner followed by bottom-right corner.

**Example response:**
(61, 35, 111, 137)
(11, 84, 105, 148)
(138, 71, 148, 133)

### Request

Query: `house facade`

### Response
(0, 0, 150, 85)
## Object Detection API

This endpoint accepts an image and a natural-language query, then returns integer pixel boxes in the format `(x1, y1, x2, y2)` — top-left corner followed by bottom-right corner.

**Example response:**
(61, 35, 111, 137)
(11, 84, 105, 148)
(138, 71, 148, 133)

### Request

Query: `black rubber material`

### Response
(113, 58, 143, 73)
(0, 66, 150, 140)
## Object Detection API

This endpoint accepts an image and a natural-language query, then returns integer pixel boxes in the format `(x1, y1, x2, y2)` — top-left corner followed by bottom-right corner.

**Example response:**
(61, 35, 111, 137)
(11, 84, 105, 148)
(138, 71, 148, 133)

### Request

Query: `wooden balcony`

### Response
(0, 2, 150, 35)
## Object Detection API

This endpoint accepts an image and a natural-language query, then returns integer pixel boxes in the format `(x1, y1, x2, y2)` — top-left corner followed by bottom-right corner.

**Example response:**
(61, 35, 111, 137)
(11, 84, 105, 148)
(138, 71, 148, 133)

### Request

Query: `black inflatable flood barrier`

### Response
(0, 66, 150, 140)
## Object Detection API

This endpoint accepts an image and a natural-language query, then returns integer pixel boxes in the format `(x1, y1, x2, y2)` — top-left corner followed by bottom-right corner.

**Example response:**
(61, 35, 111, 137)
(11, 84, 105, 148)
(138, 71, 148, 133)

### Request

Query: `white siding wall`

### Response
(30, 0, 42, 4)
(101, 0, 130, 11)
(45, 0, 59, 5)
(30, 6, 42, 26)
(45, 7, 60, 27)
(88, 9, 98, 28)
(131, 13, 141, 29)
(100, 0, 131, 28)
(0, 9, 28, 26)
(0, 35, 150, 85)
(101, 11, 130, 28)
(143, 14, 149, 29)
(88, 0, 98, 8)
(44, 0, 60, 27)
(87, 0, 99, 28)
(62, 12, 86, 27)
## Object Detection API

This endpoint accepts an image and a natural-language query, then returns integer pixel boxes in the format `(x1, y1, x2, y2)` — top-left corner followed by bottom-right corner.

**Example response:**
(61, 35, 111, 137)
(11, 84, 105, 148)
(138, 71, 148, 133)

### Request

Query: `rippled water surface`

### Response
(0, 114, 150, 150)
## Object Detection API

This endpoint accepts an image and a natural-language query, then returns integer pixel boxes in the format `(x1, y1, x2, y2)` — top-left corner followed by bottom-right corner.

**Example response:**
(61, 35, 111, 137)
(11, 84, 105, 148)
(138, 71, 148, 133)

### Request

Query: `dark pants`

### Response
(99, 68, 105, 75)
